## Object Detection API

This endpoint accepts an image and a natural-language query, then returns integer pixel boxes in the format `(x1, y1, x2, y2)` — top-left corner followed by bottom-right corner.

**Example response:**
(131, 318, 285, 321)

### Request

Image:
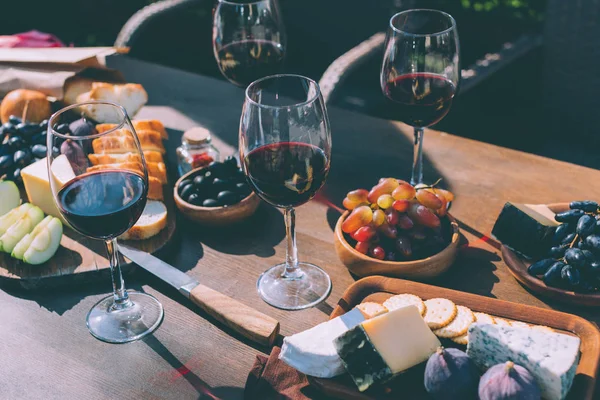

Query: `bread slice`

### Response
(97, 120, 168, 140)
(87, 161, 167, 184)
(147, 176, 164, 200)
(120, 200, 167, 240)
(92, 130, 165, 154)
(88, 151, 164, 165)
(76, 82, 148, 122)
(63, 76, 95, 105)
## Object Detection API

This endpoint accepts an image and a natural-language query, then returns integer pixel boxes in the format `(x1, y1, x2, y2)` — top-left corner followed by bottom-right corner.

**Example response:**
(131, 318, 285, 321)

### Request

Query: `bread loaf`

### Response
(75, 82, 148, 122)
(87, 161, 167, 184)
(88, 151, 164, 165)
(92, 130, 165, 154)
(97, 120, 168, 140)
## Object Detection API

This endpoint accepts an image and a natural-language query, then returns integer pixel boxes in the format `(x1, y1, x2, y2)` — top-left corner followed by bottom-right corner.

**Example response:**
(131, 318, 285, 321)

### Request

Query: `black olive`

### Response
(178, 179, 192, 192)
(30, 144, 47, 159)
(187, 193, 202, 206)
(212, 178, 232, 192)
(202, 198, 220, 207)
(180, 183, 194, 200)
(235, 182, 251, 196)
(217, 190, 238, 205)
(193, 175, 209, 187)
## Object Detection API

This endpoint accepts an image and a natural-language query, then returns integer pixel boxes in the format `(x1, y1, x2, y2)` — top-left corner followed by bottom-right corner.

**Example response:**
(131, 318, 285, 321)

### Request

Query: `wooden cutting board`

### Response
(0, 187, 176, 289)
(310, 276, 600, 400)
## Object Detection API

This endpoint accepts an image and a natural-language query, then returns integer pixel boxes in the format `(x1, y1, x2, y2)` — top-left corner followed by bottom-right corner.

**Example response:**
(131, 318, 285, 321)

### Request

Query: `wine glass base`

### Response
(257, 262, 332, 310)
(86, 291, 164, 344)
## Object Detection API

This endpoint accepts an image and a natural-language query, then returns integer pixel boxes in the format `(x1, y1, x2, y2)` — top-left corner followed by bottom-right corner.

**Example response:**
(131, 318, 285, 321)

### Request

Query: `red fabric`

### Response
(0, 30, 65, 48)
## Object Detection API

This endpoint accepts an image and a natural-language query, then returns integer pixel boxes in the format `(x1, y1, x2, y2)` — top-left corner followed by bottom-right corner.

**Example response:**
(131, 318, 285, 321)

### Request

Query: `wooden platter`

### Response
(0, 187, 176, 289)
(502, 203, 600, 307)
(310, 276, 600, 400)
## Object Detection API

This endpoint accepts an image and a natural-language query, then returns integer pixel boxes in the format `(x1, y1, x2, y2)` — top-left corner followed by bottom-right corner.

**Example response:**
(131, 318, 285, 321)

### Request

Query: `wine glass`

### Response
(240, 74, 332, 310)
(380, 9, 460, 185)
(47, 102, 163, 343)
(213, 0, 286, 87)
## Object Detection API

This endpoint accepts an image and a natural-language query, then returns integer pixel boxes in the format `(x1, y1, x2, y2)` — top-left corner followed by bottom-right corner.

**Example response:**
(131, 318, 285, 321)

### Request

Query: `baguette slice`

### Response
(88, 151, 164, 165)
(76, 83, 148, 122)
(97, 120, 168, 140)
(92, 130, 165, 154)
(87, 161, 167, 184)
(120, 200, 167, 240)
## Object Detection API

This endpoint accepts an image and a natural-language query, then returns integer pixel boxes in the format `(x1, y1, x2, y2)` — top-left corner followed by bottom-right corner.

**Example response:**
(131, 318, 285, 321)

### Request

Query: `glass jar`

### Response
(176, 127, 220, 176)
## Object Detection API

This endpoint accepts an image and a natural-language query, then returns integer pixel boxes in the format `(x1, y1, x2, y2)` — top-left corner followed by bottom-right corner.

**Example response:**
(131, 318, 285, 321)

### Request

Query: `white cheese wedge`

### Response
(21, 156, 75, 225)
(279, 308, 365, 378)
(467, 323, 580, 400)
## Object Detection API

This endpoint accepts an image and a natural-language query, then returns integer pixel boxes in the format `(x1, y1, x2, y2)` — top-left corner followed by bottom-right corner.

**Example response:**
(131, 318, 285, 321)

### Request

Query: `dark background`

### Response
(2, 0, 597, 168)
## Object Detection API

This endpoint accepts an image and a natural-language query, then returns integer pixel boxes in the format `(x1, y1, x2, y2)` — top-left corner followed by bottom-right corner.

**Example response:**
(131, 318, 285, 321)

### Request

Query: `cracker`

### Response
(509, 321, 530, 329)
(356, 302, 388, 319)
(434, 306, 475, 338)
(383, 294, 426, 316)
(451, 334, 469, 345)
(473, 312, 495, 325)
(494, 318, 511, 327)
(531, 325, 554, 333)
(423, 298, 457, 329)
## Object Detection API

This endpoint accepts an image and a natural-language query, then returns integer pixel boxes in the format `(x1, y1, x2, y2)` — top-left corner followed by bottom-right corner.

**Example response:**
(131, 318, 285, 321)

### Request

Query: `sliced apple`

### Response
(23, 217, 62, 265)
(0, 180, 20, 217)
(12, 215, 53, 260)
(0, 203, 33, 236)
(0, 205, 44, 253)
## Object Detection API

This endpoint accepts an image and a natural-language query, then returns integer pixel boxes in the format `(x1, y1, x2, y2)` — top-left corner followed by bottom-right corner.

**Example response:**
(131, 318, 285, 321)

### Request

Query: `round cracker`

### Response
(423, 298, 457, 329)
(434, 305, 475, 338)
(494, 317, 511, 327)
(355, 302, 388, 319)
(451, 333, 469, 345)
(473, 312, 495, 325)
(383, 294, 426, 316)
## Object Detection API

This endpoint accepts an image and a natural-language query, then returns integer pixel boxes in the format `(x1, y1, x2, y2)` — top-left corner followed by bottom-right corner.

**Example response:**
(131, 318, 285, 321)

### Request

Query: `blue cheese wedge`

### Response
(467, 323, 580, 400)
(279, 308, 365, 378)
(334, 305, 441, 392)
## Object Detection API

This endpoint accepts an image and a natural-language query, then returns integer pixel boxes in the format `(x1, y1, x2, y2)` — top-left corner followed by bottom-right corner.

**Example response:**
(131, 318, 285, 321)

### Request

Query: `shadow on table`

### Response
(144, 335, 244, 400)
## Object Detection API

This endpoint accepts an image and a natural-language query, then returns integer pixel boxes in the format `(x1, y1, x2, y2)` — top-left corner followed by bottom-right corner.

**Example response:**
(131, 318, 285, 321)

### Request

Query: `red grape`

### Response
(392, 183, 416, 201)
(397, 214, 414, 230)
(416, 189, 442, 209)
(386, 209, 400, 225)
(370, 246, 386, 260)
(355, 241, 370, 254)
(368, 178, 399, 203)
(392, 199, 410, 212)
(379, 223, 398, 239)
(353, 225, 376, 242)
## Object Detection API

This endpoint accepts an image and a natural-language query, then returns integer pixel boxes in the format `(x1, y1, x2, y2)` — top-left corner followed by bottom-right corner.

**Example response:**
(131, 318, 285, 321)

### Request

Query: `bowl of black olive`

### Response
(174, 156, 260, 225)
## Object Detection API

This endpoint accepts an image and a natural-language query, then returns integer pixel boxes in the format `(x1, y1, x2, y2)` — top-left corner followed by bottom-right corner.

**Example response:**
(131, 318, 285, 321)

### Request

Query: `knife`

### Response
(118, 243, 280, 347)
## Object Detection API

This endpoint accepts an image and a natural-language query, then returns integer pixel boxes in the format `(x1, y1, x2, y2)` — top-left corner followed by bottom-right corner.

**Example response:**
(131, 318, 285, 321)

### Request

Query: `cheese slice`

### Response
(21, 157, 75, 225)
(334, 305, 441, 392)
(279, 308, 365, 378)
(467, 323, 580, 400)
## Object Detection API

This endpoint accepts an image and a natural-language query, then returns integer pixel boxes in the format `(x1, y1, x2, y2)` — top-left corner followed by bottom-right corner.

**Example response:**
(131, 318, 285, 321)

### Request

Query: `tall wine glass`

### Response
(380, 9, 460, 185)
(240, 74, 332, 310)
(47, 102, 163, 343)
(213, 0, 286, 87)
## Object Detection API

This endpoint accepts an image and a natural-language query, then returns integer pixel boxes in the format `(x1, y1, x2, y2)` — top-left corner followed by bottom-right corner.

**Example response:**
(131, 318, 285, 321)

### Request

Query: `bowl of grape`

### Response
(334, 178, 460, 280)
(174, 157, 260, 226)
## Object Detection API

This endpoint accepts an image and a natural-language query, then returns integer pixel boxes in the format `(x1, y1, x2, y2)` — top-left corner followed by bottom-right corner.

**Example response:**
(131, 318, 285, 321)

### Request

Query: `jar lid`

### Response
(183, 127, 212, 145)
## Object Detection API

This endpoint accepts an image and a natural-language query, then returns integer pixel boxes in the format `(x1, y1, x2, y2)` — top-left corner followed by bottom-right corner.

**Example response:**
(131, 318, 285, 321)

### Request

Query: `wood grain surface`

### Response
(0, 172, 177, 288)
(313, 276, 600, 400)
(1, 55, 600, 400)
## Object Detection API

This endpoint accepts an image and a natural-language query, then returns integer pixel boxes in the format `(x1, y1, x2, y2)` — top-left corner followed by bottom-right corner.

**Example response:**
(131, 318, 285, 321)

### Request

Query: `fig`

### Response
(478, 361, 541, 400)
(69, 118, 97, 137)
(60, 139, 88, 175)
(424, 347, 479, 399)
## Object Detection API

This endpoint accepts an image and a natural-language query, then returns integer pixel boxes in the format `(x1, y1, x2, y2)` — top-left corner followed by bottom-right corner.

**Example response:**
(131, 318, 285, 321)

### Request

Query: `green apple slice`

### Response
(0, 205, 44, 253)
(23, 217, 63, 265)
(0, 180, 20, 217)
(0, 203, 33, 236)
(12, 216, 53, 260)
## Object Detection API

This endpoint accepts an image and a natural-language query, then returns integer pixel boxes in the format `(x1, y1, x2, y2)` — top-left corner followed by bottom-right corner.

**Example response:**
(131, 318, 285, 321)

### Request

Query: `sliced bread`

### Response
(120, 200, 167, 240)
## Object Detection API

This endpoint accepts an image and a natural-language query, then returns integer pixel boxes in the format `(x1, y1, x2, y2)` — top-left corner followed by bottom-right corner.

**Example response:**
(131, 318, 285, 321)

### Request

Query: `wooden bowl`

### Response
(503, 203, 600, 307)
(174, 167, 261, 226)
(334, 211, 460, 280)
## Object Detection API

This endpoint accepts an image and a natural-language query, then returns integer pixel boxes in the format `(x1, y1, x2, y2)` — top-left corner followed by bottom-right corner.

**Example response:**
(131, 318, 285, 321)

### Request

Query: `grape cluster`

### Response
(341, 178, 454, 261)
(528, 200, 600, 292)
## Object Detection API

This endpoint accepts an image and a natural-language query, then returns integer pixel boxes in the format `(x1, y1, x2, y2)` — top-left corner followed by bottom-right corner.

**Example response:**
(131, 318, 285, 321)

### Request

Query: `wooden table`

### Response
(1, 56, 599, 400)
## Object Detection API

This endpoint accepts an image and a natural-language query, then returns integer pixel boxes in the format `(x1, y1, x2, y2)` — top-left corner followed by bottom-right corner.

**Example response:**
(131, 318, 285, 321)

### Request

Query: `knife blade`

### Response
(118, 243, 280, 346)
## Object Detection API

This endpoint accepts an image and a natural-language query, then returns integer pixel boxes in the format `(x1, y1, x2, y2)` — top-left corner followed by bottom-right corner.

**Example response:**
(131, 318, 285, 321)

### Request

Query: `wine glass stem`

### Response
(282, 207, 303, 279)
(105, 238, 132, 310)
(411, 127, 425, 186)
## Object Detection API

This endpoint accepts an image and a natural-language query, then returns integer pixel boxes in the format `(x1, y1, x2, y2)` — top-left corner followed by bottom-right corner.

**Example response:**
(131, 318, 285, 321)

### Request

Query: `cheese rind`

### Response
(279, 308, 365, 378)
(467, 323, 580, 400)
(334, 306, 441, 392)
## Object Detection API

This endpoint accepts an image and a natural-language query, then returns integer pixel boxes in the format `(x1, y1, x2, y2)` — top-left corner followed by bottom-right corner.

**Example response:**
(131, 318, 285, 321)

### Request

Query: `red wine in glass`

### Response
(383, 73, 456, 128)
(216, 39, 285, 87)
(57, 170, 147, 239)
(244, 142, 329, 207)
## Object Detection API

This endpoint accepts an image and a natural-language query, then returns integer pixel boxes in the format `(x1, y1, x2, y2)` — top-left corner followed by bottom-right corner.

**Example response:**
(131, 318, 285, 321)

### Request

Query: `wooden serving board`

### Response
(310, 276, 600, 400)
(0, 187, 176, 289)
(502, 203, 600, 307)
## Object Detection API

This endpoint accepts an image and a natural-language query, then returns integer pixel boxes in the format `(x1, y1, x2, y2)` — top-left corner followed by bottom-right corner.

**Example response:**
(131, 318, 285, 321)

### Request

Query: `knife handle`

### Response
(189, 284, 280, 347)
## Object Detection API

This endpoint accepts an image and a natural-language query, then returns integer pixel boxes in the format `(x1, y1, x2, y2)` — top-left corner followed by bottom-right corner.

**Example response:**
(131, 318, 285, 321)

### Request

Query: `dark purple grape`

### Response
(386, 251, 397, 261)
(582, 249, 596, 263)
(11, 167, 21, 183)
(570, 200, 599, 212)
(585, 235, 600, 254)
(543, 261, 565, 286)
(528, 258, 554, 276)
(7, 136, 25, 150)
(565, 248, 587, 268)
(561, 264, 580, 287)
(8, 115, 21, 125)
(596, 219, 600, 234)
(395, 236, 412, 257)
(55, 123, 70, 134)
(561, 233, 577, 245)
(2, 122, 16, 135)
(553, 223, 572, 244)
(578, 240, 589, 250)
(549, 246, 567, 258)
(577, 215, 596, 237)
(15, 122, 40, 138)
(13, 149, 32, 167)
(555, 209, 585, 223)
